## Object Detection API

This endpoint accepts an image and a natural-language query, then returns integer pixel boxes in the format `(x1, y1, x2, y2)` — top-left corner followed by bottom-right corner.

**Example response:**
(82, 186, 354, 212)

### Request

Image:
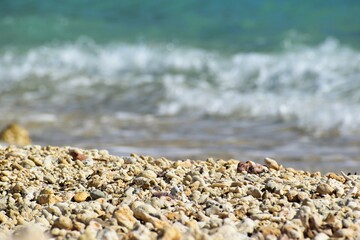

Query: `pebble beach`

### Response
(2, 1, 360, 239)
(0, 145, 359, 240)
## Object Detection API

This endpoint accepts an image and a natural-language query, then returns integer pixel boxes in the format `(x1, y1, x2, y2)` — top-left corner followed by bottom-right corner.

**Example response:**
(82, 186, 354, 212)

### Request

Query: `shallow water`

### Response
(2, 112, 358, 173)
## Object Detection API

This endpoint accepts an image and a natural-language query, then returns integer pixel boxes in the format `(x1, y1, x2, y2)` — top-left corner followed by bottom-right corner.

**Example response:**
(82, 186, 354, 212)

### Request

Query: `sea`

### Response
(1, 0, 360, 173)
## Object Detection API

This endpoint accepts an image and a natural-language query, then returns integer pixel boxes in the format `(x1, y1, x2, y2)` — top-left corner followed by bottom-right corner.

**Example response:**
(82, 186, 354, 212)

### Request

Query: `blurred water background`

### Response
(1, 0, 360, 172)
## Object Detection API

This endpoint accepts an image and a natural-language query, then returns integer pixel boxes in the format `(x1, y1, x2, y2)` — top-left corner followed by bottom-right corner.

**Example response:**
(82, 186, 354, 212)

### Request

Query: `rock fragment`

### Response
(314, 232, 329, 240)
(0, 123, 31, 146)
(37, 194, 62, 205)
(53, 216, 73, 230)
(113, 205, 137, 229)
(237, 161, 266, 174)
(90, 189, 107, 200)
(0, 146, 359, 239)
(316, 183, 334, 195)
(259, 225, 281, 238)
(264, 157, 280, 170)
(69, 149, 87, 161)
(160, 225, 181, 240)
(248, 187, 262, 199)
(333, 228, 355, 238)
(326, 172, 346, 183)
(73, 192, 90, 202)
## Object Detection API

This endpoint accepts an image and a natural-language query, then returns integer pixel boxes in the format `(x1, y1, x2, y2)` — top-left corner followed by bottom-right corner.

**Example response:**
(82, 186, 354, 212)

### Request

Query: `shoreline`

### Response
(0, 145, 359, 239)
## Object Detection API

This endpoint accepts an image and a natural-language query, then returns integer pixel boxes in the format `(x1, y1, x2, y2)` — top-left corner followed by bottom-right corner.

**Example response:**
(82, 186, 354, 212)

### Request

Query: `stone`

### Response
(259, 225, 281, 237)
(1, 146, 360, 239)
(0, 123, 31, 146)
(334, 187, 345, 197)
(211, 224, 248, 240)
(326, 172, 346, 183)
(73, 192, 90, 202)
(127, 223, 154, 240)
(282, 224, 304, 240)
(237, 161, 266, 174)
(28, 156, 43, 166)
(237, 218, 255, 234)
(286, 190, 298, 202)
(309, 213, 322, 231)
(83, 158, 94, 167)
(205, 205, 220, 216)
(22, 159, 36, 168)
(248, 187, 262, 199)
(73, 221, 85, 232)
(12, 183, 24, 193)
(139, 170, 157, 179)
(113, 205, 137, 229)
(264, 157, 280, 170)
(160, 225, 181, 240)
(174, 160, 192, 168)
(11, 224, 48, 240)
(84, 220, 103, 238)
(50, 228, 60, 236)
(313, 232, 329, 240)
(90, 189, 107, 200)
(316, 183, 333, 195)
(37, 194, 62, 205)
(0, 211, 8, 223)
(76, 211, 99, 225)
(53, 216, 73, 230)
(297, 192, 309, 202)
(132, 202, 168, 229)
(333, 228, 355, 238)
(265, 180, 281, 193)
(96, 229, 118, 240)
(69, 149, 87, 161)
(251, 213, 272, 221)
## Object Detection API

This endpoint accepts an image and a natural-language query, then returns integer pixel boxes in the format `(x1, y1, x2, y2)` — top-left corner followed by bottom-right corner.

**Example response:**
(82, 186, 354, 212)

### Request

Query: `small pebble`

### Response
(264, 157, 280, 170)
(90, 189, 107, 200)
(316, 183, 334, 195)
(73, 192, 90, 202)
(53, 216, 73, 230)
(0, 146, 359, 239)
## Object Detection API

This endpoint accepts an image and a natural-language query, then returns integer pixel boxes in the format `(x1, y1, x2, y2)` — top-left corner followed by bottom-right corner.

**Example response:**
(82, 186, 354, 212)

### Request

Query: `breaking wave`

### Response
(1, 38, 360, 134)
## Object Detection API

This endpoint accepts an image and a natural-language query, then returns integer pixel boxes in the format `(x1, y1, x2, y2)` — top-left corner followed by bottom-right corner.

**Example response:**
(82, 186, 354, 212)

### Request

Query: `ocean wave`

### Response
(1, 39, 360, 134)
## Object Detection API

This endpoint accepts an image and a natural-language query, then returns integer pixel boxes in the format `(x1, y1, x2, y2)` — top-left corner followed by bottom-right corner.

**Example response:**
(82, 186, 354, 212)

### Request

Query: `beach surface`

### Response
(0, 145, 359, 239)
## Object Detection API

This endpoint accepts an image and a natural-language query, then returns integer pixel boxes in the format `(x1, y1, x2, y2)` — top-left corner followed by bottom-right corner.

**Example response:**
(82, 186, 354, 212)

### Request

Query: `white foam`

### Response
(0, 39, 360, 134)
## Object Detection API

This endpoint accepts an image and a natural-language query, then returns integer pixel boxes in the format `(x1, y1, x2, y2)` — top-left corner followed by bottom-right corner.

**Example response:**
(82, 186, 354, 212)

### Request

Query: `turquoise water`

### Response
(1, 1, 360, 51)
(1, 1, 360, 172)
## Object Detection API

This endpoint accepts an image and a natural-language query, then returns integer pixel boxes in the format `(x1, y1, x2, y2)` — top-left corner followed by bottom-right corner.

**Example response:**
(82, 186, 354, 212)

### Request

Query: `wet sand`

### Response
(0, 145, 359, 239)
